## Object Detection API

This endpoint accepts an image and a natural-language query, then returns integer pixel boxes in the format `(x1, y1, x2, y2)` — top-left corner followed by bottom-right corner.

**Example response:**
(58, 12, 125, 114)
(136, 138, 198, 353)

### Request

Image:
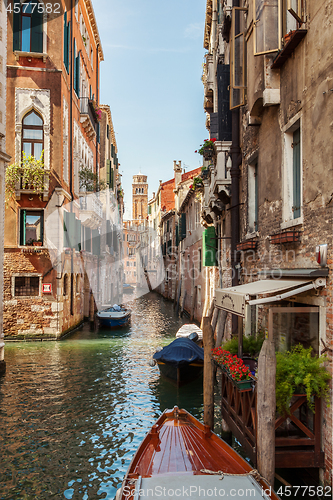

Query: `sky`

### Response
(93, 0, 208, 220)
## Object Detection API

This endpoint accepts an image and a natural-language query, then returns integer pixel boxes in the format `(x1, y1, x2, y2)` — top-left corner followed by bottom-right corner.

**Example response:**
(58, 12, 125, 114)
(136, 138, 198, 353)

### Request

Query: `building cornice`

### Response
(84, 0, 104, 61)
(204, 0, 213, 50)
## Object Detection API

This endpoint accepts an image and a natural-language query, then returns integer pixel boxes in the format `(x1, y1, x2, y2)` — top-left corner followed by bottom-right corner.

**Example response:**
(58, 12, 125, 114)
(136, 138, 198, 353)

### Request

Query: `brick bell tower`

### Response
(132, 172, 148, 223)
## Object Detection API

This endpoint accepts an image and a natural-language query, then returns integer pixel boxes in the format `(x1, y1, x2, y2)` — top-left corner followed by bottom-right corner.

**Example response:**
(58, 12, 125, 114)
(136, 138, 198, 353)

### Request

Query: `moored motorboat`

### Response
(176, 323, 203, 341)
(117, 407, 280, 500)
(123, 283, 135, 293)
(152, 337, 204, 387)
(96, 304, 131, 328)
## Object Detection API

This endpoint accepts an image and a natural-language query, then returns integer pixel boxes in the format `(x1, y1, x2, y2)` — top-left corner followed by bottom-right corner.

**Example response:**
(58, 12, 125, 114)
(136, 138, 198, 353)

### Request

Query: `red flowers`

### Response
(211, 347, 251, 381)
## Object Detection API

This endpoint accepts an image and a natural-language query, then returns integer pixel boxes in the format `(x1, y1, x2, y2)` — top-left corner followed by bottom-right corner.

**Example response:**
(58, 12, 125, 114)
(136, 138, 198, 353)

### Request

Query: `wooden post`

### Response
(190, 286, 197, 321)
(215, 309, 227, 347)
(202, 316, 215, 430)
(256, 338, 276, 486)
(180, 290, 187, 317)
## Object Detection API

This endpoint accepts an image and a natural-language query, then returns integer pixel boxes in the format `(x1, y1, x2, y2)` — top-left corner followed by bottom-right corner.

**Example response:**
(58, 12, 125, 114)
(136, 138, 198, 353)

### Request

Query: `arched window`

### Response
(22, 111, 43, 159)
(13, 1, 43, 53)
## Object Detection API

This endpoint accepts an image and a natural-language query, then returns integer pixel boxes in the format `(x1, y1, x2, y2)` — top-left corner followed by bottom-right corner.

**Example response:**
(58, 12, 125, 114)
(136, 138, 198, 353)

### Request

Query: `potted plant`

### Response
(189, 176, 204, 191)
(32, 240, 43, 247)
(201, 166, 210, 180)
(5, 152, 47, 202)
(211, 348, 252, 391)
(79, 166, 106, 193)
(195, 138, 217, 160)
(276, 345, 330, 415)
(89, 99, 102, 122)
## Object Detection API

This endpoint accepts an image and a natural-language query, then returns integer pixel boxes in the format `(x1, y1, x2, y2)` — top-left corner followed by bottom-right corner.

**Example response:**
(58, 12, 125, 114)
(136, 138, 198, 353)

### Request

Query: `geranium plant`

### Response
(195, 138, 217, 155)
(189, 176, 204, 190)
(5, 151, 47, 202)
(211, 348, 251, 381)
(90, 100, 102, 122)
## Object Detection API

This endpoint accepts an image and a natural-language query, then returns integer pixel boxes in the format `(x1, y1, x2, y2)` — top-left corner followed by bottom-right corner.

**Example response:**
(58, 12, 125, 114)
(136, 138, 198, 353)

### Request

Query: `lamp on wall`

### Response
(316, 244, 327, 267)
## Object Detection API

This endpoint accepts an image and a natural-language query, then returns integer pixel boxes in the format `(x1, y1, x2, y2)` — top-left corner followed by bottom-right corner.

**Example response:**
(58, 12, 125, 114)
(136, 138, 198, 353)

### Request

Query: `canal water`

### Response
(0, 292, 210, 500)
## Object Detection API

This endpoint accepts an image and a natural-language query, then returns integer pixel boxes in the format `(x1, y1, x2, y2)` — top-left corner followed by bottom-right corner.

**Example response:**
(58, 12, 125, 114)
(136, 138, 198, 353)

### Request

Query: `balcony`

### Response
(79, 192, 103, 228)
(80, 98, 97, 140)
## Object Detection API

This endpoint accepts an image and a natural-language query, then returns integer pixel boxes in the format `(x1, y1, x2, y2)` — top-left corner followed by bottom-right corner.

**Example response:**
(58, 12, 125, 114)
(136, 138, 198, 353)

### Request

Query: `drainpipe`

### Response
(230, 0, 241, 336)
(70, 0, 74, 317)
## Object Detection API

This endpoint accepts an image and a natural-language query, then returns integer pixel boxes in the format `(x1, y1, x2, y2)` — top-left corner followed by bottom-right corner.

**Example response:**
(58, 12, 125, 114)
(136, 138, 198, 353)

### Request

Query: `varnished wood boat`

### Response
(117, 407, 280, 500)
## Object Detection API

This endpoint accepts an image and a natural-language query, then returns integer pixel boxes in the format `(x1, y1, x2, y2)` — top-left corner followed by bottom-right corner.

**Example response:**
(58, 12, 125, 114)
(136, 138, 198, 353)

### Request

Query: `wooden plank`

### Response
(275, 438, 315, 447)
(275, 396, 307, 429)
(275, 451, 323, 469)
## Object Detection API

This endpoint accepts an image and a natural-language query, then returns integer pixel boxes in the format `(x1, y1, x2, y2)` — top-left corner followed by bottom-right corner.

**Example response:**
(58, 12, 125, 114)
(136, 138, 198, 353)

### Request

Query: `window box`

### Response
(270, 230, 300, 244)
(271, 29, 307, 69)
(236, 239, 257, 251)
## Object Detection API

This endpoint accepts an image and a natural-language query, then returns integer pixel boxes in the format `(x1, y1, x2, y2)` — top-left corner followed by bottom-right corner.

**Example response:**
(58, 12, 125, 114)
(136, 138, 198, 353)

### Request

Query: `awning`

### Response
(215, 278, 326, 317)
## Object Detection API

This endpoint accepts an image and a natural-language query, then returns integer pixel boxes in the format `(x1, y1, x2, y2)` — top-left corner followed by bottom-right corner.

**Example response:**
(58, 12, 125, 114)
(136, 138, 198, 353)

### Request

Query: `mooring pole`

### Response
(202, 316, 215, 430)
(256, 336, 276, 486)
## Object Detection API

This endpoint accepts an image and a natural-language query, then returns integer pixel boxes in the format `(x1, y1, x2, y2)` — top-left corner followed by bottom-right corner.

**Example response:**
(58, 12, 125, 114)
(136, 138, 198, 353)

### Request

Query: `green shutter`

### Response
(180, 213, 186, 240)
(20, 210, 26, 246)
(92, 229, 100, 256)
(40, 211, 44, 244)
(13, 11, 20, 51)
(63, 12, 67, 68)
(73, 39, 77, 93)
(203, 226, 217, 267)
(293, 128, 301, 219)
(106, 159, 110, 185)
(31, 10, 43, 53)
(111, 144, 114, 158)
(76, 52, 80, 97)
(75, 219, 81, 251)
(175, 223, 179, 247)
(110, 168, 114, 190)
(64, 212, 76, 249)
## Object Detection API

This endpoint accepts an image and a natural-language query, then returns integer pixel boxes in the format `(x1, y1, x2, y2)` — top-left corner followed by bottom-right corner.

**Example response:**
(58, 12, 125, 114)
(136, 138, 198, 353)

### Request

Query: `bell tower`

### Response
(132, 172, 148, 223)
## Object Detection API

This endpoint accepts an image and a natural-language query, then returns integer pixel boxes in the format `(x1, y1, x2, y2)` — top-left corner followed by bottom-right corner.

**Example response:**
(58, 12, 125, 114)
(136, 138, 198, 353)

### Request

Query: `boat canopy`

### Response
(153, 338, 204, 366)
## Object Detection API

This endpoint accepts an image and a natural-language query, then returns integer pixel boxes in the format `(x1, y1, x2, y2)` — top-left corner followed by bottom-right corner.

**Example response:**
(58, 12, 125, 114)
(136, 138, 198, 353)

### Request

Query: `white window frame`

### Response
(11, 273, 42, 298)
(230, 7, 247, 109)
(281, 115, 303, 229)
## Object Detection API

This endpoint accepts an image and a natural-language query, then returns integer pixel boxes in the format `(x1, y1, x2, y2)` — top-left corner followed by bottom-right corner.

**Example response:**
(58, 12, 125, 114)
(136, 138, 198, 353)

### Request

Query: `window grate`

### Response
(14, 276, 39, 296)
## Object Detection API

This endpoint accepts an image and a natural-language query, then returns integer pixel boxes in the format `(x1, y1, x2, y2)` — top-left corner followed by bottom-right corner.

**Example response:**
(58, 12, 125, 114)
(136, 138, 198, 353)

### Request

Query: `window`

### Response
(22, 111, 43, 159)
(14, 276, 40, 296)
(20, 210, 44, 246)
(63, 274, 68, 296)
(254, 0, 305, 56)
(282, 120, 302, 224)
(13, 0, 43, 53)
(230, 7, 247, 109)
(248, 161, 258, 233)
(73, 39, 80, 97)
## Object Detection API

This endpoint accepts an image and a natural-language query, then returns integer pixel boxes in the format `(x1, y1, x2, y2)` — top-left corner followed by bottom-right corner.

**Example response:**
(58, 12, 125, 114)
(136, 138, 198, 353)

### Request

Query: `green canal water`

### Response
(0, 292, 208, 500)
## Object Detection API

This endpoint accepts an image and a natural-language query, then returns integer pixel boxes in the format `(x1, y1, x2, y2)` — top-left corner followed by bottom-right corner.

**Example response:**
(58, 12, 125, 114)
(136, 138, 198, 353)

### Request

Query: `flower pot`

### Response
(203, 148, 214, 160)
(33, 241, 42, 246)
(231, 378, 252, 391)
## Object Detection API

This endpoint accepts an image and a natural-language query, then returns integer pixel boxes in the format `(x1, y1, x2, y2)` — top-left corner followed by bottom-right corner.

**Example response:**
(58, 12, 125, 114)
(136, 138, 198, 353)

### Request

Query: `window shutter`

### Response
(66, 21, 71, 72)
(13, 11, 20, 51)
(106, 159, 110, 185)
(92, 229, 100, 256)
(110, 168, 114, 190)
(40, 211, 44, 243)
(180, 213, 186, 240)
(20, 210, 26, 246)
(76, 52, 80, 98)
(75, 218, 81, 251)
(73, 39, 77, 93)
(175, 223, 179, 247)
(217, 64, 232, 141)
(203, 227, 217, 266)
(31, 10, 43, 53)
(106, 220, 112, 247)
(293, 128, 301, 219)
(111, 144, 114, 158)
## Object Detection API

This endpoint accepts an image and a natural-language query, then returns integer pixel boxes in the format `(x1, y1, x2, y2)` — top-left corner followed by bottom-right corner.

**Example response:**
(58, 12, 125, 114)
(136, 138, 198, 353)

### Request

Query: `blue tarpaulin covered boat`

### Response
(153, 337, 204, 386)
(96, 305, 131, 328)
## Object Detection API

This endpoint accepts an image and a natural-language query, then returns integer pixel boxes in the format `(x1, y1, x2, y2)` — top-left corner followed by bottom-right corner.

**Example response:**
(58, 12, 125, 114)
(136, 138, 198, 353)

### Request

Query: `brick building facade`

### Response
(4, 0, 122, 339)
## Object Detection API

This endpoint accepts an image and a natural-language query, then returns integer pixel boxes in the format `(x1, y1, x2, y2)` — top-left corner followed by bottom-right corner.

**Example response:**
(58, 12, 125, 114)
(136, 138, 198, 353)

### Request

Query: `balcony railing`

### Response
(219, 369, 324, 469)
(80, 98, 97, 139)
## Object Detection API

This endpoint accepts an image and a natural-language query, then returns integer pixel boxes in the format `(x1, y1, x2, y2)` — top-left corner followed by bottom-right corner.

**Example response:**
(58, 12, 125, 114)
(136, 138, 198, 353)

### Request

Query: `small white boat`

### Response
(96, 304, 131, 328)
(176, 323, 203, 341)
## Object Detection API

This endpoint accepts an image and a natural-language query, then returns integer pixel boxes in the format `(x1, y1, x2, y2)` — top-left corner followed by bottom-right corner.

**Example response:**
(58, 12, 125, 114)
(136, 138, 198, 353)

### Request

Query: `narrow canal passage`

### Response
(0, 292, 206, 500)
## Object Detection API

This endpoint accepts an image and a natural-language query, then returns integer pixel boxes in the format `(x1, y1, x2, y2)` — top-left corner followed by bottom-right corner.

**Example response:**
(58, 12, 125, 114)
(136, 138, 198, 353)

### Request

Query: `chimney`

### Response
(174, 160, 182, 189)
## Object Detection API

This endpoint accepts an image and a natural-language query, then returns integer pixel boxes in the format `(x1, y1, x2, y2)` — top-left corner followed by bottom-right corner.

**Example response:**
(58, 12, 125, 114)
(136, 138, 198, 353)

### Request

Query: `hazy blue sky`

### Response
(93, 0, 207, 220)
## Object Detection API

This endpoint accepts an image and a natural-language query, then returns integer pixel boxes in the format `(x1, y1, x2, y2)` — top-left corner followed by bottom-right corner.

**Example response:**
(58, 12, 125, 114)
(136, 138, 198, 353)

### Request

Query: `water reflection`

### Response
(0, 293, 204, 500)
